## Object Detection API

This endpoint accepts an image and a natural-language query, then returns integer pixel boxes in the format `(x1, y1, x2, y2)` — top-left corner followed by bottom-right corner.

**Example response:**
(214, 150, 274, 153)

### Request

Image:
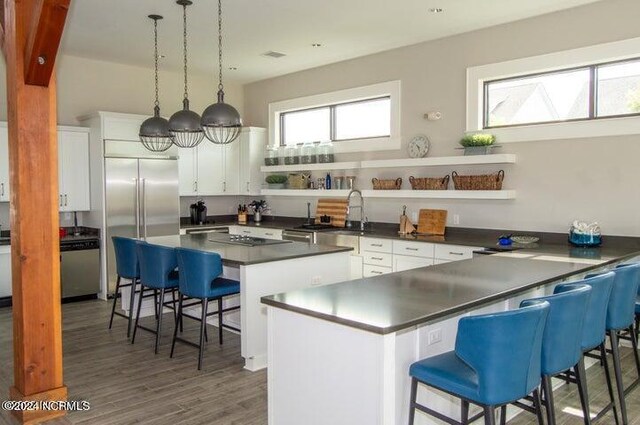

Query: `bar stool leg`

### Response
(532, 388, 544, 425)
(197, 298, 209, 370)
(131, 286, 146, 344)
(541, 376, 557, 425)
(600, 343, 620, 425)
(109, 276, 121, 329)
(171, 289, 177, 325)
(483, 406, 496, 425)
(127, 278, 137, 338)
(629, 325, 640, 378)
(170, 294, 183, 358)
(154, 288, 166, 354)
(461, 400, 469, 425)
(574, 357, 592, 425)
(218, 297, 224, 344)
(499, 405, 506, 425)
(408, 377, 417, 425)
(609, 331, 628, 425)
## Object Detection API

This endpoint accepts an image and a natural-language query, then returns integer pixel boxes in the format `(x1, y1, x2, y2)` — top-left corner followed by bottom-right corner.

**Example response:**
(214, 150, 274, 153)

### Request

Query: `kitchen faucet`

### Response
(346, 189, 366, 231)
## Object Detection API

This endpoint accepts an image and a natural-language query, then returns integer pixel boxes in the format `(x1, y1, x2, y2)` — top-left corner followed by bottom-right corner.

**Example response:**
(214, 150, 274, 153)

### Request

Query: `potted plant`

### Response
(459, 133, 498, 155)
(248, 200, 269, 223)
(265, 174, 288, 189)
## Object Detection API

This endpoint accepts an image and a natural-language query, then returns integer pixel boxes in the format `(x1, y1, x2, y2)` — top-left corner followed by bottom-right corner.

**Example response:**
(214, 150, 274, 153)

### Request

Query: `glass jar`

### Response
(317, 140, 335, 163)
(300, 142, 317, 164)
(284, 145, 300, 165)
(264, 145, 280, 166)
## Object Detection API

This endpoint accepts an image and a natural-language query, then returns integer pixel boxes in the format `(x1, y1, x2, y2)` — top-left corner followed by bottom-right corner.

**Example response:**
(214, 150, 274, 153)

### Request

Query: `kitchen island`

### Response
(141, 233, 352, 371)
(261, 245, 640, 425)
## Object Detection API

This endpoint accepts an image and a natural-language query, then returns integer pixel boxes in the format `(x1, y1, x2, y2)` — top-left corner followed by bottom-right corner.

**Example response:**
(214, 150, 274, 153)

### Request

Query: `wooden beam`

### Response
(23, 0, 69, 86)
(4, 0, 68, 422)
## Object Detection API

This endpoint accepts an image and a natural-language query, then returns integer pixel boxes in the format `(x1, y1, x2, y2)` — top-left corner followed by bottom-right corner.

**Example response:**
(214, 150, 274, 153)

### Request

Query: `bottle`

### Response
(325, 173, 332, 190)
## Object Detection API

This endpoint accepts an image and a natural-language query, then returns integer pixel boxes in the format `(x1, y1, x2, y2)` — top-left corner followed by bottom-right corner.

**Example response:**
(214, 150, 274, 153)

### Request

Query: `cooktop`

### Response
(208, 234, 293, 247)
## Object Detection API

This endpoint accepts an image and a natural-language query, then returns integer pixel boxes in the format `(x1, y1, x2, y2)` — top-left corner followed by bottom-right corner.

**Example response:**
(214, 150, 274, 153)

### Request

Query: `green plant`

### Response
(265, 174, 287, 184)
(459, 133, 496, 147)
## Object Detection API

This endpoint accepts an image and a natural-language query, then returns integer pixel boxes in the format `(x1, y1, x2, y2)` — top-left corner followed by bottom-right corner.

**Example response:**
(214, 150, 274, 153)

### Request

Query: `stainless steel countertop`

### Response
(145, 234, 353, 266)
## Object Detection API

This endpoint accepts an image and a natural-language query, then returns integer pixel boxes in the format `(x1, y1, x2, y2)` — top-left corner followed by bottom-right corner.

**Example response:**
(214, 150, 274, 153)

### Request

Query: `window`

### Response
(280, 97, 391, 145)
(484, 58, 640, 128)
(269, 81, 400, 153)
(467, 37, 640, 143)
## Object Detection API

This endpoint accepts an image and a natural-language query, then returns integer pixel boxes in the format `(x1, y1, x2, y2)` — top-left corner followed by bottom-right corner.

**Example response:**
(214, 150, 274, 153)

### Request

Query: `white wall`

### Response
(244, 0, 640, 236)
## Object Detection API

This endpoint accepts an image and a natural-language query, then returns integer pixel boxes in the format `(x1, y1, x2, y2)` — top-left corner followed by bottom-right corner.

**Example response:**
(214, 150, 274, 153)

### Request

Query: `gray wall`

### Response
(243, 0, 640, 236)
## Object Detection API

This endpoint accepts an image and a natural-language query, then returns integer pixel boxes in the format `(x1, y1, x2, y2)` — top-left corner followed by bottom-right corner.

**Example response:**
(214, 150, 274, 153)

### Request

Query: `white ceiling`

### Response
(60, 0, 601, 84)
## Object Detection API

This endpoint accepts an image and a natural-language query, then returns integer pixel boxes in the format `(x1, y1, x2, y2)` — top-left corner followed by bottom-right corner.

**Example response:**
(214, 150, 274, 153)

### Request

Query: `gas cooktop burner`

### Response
(207, 234, 293, 247)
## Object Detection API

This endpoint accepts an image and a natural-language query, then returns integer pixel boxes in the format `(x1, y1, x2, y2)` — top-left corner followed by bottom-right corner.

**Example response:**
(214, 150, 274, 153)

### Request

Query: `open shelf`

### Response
(260, 161, 361, 173)
(360, 154, 516, 169)
(261, 189, 516, 200)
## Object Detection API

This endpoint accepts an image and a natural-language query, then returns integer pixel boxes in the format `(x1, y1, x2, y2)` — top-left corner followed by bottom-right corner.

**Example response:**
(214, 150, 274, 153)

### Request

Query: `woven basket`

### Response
(451, 170, 504, 190)
(288, 173, 309, 189)
(372, 177, 402, 190)
(409, 175, 449, 190)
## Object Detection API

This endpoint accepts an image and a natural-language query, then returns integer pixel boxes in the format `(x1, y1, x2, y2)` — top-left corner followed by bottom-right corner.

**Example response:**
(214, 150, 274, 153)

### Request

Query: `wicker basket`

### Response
(372, 177, 402, 190)
(409, 175, 449, 190)
(451, 170, 504, 190)
(288, 173, 309, 189)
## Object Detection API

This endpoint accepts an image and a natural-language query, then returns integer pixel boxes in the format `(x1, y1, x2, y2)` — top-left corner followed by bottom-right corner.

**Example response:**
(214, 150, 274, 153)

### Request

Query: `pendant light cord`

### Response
(182, 2, 189, 101)
(153, 17, 160, 114)
(217, 0, 224, 92)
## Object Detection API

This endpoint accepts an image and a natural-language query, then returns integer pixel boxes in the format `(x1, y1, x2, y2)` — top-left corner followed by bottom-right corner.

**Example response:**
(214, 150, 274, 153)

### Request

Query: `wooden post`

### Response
(2, 0, 70, 423)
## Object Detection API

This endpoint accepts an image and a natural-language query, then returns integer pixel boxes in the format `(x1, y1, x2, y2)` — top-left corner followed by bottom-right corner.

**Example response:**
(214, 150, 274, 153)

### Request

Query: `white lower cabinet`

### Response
(0, 246, 11, 298)
(363, 264, 392, 277)
(229, 226, 282, 240)
(350, 255, 363, 280)
(394, 255, 434, 272)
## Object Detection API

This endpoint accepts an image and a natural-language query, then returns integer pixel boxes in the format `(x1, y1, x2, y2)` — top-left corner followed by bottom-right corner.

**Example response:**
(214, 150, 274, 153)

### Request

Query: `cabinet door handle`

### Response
(371, 256, 384, 261)
(0, 183, 4, 197)
(371, 271, 383, 275)
(371, 243, 383, 247)
(64, 194, 68, 206)
(242, 230, 251, 234)
(194, 181, 198, 192)
(223, 182, 226, 192)
(265, 232, 274, 236)
(449, 251, 464, 256)
(59, 195, 63, 207)
(246, 182, 250, 192)
(405, 247, 419, 251)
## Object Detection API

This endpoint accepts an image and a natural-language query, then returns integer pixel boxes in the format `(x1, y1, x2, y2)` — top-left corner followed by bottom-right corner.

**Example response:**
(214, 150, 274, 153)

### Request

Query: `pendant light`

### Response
(140, 15, 174, 152)
(169, 0, 204, 148)
(201, 0, 242, 145)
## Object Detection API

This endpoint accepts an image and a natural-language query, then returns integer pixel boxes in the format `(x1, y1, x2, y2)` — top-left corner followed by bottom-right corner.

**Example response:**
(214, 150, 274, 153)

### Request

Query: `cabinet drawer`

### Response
(363, 252, 393, 268)
(236, 227, 258, 236)
(393, 241, 434, 258)
(256, 228, 283, 240)
(361, 237, 392, 253)
(363, 264, 392, 277)
(393, 255, 434, 272)
(434, 244, 480, 261)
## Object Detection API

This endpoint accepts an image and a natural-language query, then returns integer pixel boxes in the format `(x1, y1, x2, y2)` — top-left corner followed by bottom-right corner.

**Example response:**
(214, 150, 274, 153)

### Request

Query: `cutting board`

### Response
(417, 209, 447, 235)
(315, 199, 349, 227)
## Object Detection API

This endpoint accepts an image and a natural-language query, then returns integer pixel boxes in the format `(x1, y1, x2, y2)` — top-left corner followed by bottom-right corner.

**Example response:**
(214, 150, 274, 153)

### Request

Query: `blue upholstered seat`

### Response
(608, 263, 640, 331)
(136, 242, 179, 290)
(574, 272, 615, 352)
(112, 236, 140, 280)
(175, 247, 240, 299)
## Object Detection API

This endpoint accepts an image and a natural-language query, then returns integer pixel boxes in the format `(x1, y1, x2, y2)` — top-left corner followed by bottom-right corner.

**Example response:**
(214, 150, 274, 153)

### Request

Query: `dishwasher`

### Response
(60, 239, 101, 299)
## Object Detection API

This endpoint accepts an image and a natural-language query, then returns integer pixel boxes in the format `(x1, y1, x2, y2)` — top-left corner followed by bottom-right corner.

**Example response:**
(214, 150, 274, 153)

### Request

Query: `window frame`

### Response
(466, 37, 640, 143)
(269, 80, 401, 153)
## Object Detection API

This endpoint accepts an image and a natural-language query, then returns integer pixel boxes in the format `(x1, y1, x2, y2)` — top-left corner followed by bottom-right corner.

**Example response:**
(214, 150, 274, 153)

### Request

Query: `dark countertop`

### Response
(261, 246, 640, 335)
(0, 227, 100, 246)
(145, 233, 353, 266)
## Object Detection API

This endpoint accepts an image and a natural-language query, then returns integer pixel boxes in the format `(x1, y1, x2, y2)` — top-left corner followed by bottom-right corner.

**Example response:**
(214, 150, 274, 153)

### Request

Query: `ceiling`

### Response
(60, 0, 602, 84)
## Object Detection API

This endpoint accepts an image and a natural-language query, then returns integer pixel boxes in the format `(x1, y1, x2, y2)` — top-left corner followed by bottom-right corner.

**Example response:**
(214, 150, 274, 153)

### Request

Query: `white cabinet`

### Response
(394, 256, 434, 272)
(363, 264, 393, 277)
(58, 128, 91, 211)
(0, 125, 9, 202)
(434, 244, 478, 262)
(101, 113, 146, 141)
(197, 143, 225, 195)
(350, 255, 363, 280)
(178, 147, 198, 195)
(229, 226, 282, 240)
(239, 127, 266, 195)
(223, 141, 240, 194)
(361, 237, 393, 276)
(0, 245, 11, 297)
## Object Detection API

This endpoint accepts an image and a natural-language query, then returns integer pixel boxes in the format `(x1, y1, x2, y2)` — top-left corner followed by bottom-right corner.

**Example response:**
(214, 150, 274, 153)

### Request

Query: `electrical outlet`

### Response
(311, 276, 322, 286)
(428, 328, 442, 345)
(411, 212, 418, 222)
(453, 214, 460, 225)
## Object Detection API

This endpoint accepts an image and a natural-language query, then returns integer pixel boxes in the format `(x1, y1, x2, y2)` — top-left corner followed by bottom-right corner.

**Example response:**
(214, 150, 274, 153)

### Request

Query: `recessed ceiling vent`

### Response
(262, 51, 286, 59)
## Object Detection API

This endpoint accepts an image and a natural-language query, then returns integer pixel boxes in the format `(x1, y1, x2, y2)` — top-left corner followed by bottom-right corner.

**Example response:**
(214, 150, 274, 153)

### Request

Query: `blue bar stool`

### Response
(408, 300, 550, 425)
(131, 242, 180, 354)
(517, 284, 592, 425)
(558, 272, 618, 425)
(109, 236, 141, 338)
(171, 247, 241, 370)
(604, 263, 640, 425)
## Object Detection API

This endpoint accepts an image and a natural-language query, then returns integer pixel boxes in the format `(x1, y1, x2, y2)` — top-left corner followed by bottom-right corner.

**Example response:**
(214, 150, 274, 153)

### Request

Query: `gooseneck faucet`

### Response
(346, 189, 365, 231)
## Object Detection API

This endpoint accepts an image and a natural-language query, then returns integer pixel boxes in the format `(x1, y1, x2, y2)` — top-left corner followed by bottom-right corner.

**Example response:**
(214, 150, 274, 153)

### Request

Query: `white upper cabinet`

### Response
(101, 113, 146, 141)
(239, 127, 266, 195)
(223, 141, 240, 194)
(58, 128, 91, 212)
(178, 147, 198, 196)
(0, 125, 10, 202)
(197, 142, 224, 195)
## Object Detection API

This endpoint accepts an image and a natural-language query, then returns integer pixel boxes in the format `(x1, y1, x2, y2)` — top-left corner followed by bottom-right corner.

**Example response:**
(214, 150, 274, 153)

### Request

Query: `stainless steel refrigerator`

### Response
(105, 156, 179, 292)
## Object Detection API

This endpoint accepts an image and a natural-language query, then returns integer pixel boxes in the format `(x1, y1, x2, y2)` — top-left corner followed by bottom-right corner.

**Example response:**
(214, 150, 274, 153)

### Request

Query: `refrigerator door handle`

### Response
(141, 178, 148, 239)
(134, 177, 140, 239)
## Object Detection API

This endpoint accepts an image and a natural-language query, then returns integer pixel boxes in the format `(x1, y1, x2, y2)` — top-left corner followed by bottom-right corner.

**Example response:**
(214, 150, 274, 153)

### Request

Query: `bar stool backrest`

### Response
(607, 263, 640, 331)
(137, 242, 178, 289)
(175, 247, 223, 299)
(112, 236, 140, 280)
(570, 272, 615, 351)
(454, 300, 549, 406)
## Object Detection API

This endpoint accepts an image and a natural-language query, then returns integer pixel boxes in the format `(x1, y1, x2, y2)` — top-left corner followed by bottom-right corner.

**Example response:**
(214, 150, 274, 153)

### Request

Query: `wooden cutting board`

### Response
(315, 199, 349, 227)
(417, 209, 447, 235)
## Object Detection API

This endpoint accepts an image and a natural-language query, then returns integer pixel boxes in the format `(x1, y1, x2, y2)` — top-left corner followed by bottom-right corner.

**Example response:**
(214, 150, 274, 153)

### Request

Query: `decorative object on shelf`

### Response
(264, 145, 280, 166)
(300, 142, 317, 164)
(451, 170, 504, 190)
(569, 221, 602, 247)
(316, 177, 325, 190)
(408, 175, 449, 190)
(284, 145, 300, 165)
(325, 173, 332, 190)
(170, 0, 204, 148)
(317, 140, 335, 163)
(333, 176, 344, 190)
(201, 0, 243, 145)
(498, 234, 513, 246)
(399, 205, 416, 235)
(372, 177, 402, 190)
(408, 135, 430, 158)
(139, 15, 174, 153)
(417, 209, 447, 235)
(265, 174, 287, 189)
(511, 235, 540, 244)
(288, 173, 310, 189)
(345, 176, 356, 190)
(248, 200, 269, 223)
(458, 133, 498, 155)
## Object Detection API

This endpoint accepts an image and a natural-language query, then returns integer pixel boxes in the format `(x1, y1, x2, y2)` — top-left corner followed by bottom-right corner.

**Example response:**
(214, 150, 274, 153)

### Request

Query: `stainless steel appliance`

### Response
(315, 231, 360, 255)
(105, 156, 179, 292)
(282, 229, 315, 243)
(60, 239, 101, 298)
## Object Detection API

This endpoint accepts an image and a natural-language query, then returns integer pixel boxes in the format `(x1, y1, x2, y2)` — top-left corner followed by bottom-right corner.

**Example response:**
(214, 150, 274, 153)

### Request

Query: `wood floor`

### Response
(0, 299, 638, 424)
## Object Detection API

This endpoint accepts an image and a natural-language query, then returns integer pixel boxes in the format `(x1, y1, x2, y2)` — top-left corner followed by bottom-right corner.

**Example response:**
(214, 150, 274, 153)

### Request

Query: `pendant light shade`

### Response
(170, 0, 204, 148)
(202, 0, 242, 145)
(140, 14, 173, 152)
